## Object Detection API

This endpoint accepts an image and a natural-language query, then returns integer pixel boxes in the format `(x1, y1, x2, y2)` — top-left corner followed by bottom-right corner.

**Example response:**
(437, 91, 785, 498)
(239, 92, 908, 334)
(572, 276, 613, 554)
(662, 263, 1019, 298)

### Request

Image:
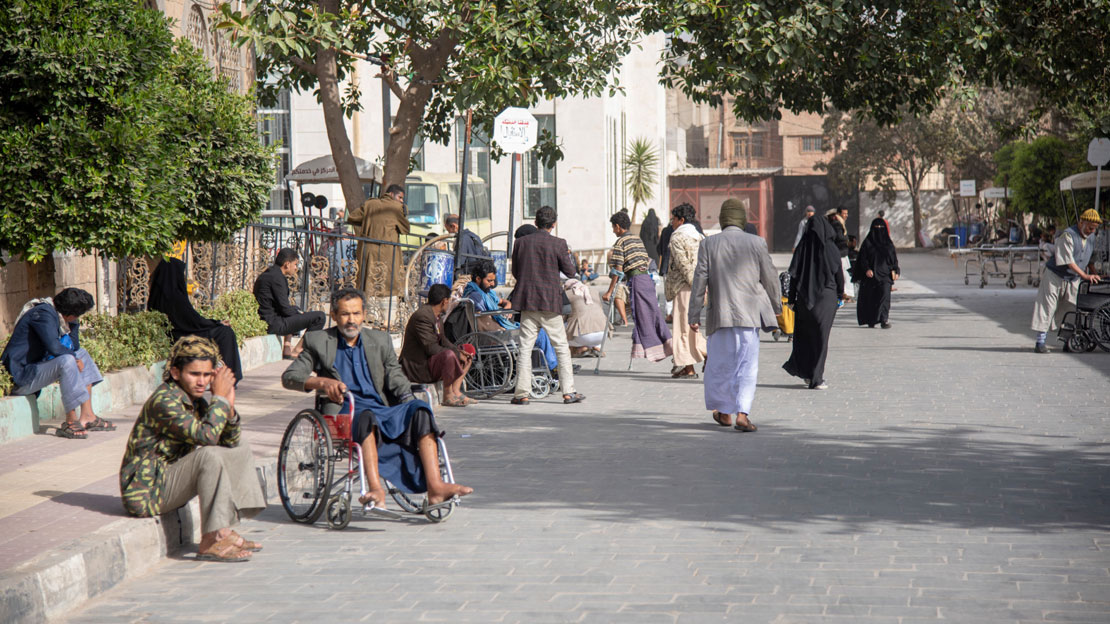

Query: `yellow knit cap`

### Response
(1079, 209, 1102, 224)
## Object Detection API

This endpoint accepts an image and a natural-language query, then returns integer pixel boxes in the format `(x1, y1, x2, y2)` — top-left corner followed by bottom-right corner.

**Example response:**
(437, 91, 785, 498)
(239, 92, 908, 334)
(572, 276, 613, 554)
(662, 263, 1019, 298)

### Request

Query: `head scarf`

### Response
(719, 198, 748, 229)
(514, 224, 538, 241)
(163, 335, 221, 381)
(563, 278, 594, 305)
(787, 212, 842, 309)
(148, 258, 218, 334)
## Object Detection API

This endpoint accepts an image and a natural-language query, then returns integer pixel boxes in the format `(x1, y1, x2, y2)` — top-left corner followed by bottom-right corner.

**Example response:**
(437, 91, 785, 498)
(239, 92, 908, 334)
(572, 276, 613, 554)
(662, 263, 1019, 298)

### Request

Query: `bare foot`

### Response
(358, 488, 387, 508)
(427, 482, 474, 505)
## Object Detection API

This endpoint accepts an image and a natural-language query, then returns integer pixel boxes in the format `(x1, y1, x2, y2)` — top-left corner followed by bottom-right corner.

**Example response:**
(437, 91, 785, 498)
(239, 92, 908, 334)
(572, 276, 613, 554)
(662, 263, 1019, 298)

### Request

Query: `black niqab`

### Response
(640, 209, 661, 263)
(148, 258, 219, 334)
(856, 218, 899, 281)
(787, 212, 844, 310)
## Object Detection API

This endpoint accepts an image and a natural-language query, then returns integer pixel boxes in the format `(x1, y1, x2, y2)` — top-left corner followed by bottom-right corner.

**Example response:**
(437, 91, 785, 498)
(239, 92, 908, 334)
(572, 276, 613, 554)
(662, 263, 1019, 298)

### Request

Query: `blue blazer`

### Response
(0, 303, 80, 389)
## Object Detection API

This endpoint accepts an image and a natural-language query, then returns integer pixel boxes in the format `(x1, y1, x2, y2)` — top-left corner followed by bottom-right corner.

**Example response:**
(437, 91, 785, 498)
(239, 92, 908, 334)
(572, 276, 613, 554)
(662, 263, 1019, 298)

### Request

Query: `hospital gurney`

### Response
(949, 245, 1041, 289)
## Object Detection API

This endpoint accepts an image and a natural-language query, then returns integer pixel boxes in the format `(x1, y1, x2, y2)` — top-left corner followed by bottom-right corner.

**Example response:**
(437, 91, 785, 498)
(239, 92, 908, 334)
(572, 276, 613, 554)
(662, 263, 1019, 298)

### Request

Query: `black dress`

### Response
(856, 219, 900, 327)
(639, 209, 661, 265)
(783, 215, 844, 388)
(148, 258, 243, 382)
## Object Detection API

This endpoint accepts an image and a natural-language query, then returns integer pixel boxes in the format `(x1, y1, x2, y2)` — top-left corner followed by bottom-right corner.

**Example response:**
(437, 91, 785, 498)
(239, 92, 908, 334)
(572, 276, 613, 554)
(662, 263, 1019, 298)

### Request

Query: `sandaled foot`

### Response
(82, 416, 116, 431)
(196, 535, 251, 562)
(712, 411, 732, 427)
(427, 483, 474, 506)
(733, 415, 757, 432)
(229, 530, 262, 552)
(56, 421, 88, 439)
(358, 489, 387, 509)
(511, 396, 530, 405)
(441, 395, 470, 407)
(563, 392, 586, 404)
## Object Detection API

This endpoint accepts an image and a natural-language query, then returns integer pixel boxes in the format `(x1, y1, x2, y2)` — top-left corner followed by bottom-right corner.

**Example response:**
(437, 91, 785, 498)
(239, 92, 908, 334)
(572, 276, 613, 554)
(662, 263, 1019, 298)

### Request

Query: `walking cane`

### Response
(594, 271, 624, 375)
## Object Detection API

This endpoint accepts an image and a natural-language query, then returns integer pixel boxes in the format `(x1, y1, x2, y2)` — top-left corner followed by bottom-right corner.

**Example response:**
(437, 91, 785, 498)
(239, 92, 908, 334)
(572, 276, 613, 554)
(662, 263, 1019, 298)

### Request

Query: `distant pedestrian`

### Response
(830, 206, 852, 294)
(604, 211, 672, 362)
(445, 213, 489, 275)
(347, 184, 409, 296)
(793, 205, 816, 252)
(783, 214, 845, 390)
(509, 206, 583, 404)
(665, 203, 707, 378)
(640, 208, 661, 266)
(689, 200, 781, 432)
(855, 218, 900, 329)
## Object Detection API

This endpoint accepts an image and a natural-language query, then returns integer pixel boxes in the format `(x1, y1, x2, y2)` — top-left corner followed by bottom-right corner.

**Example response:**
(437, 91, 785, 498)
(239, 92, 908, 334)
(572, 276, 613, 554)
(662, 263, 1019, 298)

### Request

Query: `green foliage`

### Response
(997, 137, 1086, 223)
(0, 335, 11, 397)
(82, 311, 174, 373)
(642, 1, 1109, 126)
(198, 290, 268, 346)
(623, 138, 659, 224)
(0, 0, 273, 262)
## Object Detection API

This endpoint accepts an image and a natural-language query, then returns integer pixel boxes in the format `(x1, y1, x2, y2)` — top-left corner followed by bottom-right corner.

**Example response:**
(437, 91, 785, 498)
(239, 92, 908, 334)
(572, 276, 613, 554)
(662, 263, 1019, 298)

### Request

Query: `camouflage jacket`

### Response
(119, 382, 240, 517)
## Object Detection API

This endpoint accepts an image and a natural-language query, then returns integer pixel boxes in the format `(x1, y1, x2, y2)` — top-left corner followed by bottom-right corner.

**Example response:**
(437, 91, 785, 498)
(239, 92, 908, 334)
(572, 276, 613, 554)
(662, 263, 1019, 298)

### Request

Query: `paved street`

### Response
(64, 251, 1110, 624)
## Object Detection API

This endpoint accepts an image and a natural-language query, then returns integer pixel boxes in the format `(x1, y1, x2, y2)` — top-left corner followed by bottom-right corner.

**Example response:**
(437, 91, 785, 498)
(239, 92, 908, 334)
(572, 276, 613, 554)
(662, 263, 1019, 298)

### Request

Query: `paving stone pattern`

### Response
(65, 252, 1110, 623)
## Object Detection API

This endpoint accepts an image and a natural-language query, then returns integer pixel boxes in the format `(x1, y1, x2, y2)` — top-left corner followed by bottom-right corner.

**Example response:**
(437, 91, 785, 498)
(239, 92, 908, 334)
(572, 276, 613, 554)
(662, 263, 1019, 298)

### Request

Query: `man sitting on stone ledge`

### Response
(253, 247, 327, 359)
(119, 336, 266, 562)
(0, 287, 111, 439)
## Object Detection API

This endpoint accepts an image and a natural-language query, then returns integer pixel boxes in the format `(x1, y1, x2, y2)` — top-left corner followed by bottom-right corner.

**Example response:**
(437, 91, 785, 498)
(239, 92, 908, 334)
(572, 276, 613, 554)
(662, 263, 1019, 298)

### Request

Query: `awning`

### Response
(287, 155, 383, 184)
(1059, 170, 1110, 191)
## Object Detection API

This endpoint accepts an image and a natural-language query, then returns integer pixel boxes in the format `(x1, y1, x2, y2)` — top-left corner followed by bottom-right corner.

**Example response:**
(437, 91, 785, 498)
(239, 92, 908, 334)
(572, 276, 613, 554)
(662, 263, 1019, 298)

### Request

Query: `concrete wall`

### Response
(859, 190, 955, 248)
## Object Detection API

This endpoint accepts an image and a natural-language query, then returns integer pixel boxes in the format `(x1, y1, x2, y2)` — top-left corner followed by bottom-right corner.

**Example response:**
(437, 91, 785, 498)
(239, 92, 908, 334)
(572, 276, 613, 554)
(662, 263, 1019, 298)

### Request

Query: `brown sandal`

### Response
(712, 411, 732, 427)
(733, 418, 758, 432)
(196, 535, 251, 562)
(441, 395, 470, 407)
(229, 530, 262, 552)
(56, 421, 88, 439)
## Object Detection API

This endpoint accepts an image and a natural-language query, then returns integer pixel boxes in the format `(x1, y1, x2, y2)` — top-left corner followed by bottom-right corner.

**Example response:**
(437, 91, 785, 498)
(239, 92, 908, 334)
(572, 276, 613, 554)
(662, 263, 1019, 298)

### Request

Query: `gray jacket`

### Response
(281, 327, 414, 410)
(688, 226, 782, 335)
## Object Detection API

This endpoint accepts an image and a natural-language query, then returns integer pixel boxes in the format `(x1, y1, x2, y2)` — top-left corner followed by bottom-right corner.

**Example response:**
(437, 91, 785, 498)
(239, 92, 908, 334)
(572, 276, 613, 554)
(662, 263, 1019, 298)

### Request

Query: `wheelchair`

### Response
(277, 390, 459, 529)
(444, 298, 557, 400)
(1058, 280, 1110, 353)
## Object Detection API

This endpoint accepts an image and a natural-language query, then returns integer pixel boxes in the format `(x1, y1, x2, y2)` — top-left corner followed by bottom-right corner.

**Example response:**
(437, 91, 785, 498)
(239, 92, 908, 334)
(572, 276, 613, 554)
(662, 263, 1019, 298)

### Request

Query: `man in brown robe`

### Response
(347, 184, 410, 296)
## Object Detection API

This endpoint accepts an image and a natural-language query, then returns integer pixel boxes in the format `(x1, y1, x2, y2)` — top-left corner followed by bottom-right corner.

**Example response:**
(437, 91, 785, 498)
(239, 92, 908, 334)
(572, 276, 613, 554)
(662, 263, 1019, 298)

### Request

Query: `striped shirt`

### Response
(610, 234, 651, 274)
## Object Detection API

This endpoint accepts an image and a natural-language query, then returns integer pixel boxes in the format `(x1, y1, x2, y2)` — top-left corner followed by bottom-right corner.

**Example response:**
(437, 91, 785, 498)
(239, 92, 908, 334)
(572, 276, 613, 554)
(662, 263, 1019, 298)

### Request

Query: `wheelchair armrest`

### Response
(410, 384, 427, 394)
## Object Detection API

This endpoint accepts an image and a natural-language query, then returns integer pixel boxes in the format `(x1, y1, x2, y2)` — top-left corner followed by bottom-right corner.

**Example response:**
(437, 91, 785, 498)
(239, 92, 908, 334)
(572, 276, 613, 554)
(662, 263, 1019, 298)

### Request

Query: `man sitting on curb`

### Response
(120, 336, 266, 562)
(399, 284, 476, 407)
(1, 288, 111, 439)
(283, 288, 473, 508)
(253, 248, 327, 359)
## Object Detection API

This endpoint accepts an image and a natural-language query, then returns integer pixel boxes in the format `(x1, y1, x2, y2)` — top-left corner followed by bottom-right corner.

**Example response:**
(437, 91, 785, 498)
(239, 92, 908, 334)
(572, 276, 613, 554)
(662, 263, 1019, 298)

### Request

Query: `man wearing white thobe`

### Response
(1031, 209, 1103, 353)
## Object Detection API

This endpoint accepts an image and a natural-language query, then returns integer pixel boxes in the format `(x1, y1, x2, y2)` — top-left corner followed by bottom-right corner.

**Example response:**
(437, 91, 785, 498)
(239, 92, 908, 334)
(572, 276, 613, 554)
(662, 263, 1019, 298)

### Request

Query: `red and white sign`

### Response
(493, 107, 538, 154)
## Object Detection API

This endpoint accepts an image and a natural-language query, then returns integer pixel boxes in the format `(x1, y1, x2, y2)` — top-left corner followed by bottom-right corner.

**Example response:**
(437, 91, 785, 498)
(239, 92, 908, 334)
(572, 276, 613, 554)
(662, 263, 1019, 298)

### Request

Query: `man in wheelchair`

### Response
(462, 258, 559, 372)
(281, 288, 473, 509)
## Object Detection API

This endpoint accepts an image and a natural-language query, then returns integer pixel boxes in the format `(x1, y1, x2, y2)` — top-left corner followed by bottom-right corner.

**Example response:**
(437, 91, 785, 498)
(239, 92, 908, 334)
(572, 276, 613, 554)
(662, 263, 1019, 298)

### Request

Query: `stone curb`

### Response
(0, 335, 282, 445)
(0, 458, 279, 624)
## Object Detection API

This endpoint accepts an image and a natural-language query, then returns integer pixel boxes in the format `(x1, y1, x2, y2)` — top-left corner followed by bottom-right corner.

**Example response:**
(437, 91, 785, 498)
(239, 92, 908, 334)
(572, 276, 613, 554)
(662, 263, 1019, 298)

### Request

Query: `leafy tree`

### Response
(997, 137, 1086, 224)
(0, 0, 272, 263)
(642, 1, 1110, 126)
(623, 138, 659, 224)
(217, 1, 638, 211)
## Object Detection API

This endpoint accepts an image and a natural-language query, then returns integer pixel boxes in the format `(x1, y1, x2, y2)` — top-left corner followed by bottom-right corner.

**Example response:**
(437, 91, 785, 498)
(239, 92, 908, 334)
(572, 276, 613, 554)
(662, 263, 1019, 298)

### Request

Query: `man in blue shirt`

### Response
(1, 288, 110, 438)
(282, 288, 473, 509)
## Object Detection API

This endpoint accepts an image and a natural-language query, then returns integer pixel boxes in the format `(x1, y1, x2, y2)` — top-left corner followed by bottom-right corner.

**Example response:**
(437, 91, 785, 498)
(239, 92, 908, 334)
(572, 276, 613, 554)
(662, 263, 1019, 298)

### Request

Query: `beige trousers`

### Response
(515, 311, 575, 398)
(1030, 270, 1079, 333)
(671, 287, 707, 367)
(162, 443, 266, 534)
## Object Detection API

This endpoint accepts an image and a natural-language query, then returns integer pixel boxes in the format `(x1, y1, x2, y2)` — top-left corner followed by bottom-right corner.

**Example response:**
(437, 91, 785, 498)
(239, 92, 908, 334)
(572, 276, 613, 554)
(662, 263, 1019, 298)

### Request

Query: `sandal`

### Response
(733, 418, 758, 432)
(712, 411, 732, 427)
(562, 392, 586, 404)
(196, 535, 251, 562)
(56, 421, 88, 439)
(229, 530, 263, 552)
(510, 396, 530, 405)
(441, 396, 470, 407)
(83, 416, 116, 431)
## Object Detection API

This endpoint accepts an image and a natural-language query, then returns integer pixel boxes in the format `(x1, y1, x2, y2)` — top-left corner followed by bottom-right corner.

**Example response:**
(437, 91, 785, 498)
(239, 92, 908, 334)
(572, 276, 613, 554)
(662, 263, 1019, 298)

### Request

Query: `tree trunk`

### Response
(315, 1, 365, 211)
(910, 185, 923, 247)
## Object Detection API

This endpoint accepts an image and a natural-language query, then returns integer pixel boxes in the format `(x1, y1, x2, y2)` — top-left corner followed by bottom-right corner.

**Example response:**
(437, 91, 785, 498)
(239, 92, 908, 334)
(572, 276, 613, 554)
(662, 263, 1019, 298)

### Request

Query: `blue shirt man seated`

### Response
(462, 258, 558, 372)
(281, 288, 473, 509)
(0, 288, 112, 439)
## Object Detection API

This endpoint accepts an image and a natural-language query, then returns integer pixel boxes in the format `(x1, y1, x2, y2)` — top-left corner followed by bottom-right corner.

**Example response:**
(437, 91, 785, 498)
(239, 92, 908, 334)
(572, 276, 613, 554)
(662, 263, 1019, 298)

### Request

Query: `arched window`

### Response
(184, 4, 210, 60)
(214, 31, 243, 92)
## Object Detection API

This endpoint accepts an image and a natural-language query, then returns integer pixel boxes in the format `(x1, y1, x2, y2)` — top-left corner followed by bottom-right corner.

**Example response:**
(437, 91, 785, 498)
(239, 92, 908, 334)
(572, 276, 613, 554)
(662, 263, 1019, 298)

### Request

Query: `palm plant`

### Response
(623, 137, 659, 223)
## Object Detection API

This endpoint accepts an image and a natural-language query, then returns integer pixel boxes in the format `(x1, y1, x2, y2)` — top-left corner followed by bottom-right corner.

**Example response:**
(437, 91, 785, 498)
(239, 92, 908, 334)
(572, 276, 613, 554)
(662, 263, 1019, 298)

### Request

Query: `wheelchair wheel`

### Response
(1092, 303, 1110, 352)
(530, 370, 553, 399)
(1066, 332, 1095, 354)
(324, 494, 351, 530)
(456, 331, 515, 399)
(387, 439, 456, 519)
(278, 409, 334, 524)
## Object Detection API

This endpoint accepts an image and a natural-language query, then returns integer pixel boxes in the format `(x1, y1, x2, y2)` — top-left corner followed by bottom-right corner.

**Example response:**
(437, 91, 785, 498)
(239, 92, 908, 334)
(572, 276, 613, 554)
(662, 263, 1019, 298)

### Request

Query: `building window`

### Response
(258, 89, 291, 213)
(801, 136, 824, 153)
(213, 31, 243, 93)
(524, 115, 556, 218)
(732, 134, 765, 160)
(456, 117, 490, 186)
(184, 4, 211, 61)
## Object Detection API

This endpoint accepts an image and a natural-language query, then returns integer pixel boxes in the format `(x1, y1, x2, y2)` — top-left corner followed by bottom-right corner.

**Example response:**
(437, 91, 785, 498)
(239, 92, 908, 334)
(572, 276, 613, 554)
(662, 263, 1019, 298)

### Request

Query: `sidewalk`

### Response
(0, 358, 315, 623)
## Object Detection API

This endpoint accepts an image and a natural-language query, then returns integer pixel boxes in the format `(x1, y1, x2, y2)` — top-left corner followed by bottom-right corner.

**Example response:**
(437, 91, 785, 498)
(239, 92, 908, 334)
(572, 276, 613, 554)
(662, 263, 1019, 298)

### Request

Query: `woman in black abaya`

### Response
(783, 214, 845, 389)
(148, 258, 243, 382)
(855, 218, 900, 328)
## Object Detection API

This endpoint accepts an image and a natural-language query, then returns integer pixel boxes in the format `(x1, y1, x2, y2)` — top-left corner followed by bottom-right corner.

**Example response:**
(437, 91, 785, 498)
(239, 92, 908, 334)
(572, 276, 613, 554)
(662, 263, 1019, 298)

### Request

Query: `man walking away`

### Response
(347, 183, 410, 296)
(689, 200, 781, 432)
(253, 248, 326, 359)
(509, 206, 583, 404)
(1031, 209, 1103, 353)
(604, 211, 672, 363)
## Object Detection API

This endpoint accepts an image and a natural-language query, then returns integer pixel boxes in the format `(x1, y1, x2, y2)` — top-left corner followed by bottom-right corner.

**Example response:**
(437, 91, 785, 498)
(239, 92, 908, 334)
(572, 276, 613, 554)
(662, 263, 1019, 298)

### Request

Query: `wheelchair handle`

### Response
(345, 391, 356, 418)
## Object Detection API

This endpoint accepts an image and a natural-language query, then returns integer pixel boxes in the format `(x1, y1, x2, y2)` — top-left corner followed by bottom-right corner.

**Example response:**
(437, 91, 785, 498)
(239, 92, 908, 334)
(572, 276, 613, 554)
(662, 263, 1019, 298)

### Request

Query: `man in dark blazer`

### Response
(253, 248, 326, 358)
(399, 284, 474, 407)
(282, 287, 472, 508)
(508, 205, 583, 405)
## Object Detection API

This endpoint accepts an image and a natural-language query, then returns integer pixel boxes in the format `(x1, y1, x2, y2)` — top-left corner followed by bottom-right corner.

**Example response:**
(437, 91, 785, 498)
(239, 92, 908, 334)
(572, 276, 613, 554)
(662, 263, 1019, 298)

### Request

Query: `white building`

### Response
(267, 33, 669, 253)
